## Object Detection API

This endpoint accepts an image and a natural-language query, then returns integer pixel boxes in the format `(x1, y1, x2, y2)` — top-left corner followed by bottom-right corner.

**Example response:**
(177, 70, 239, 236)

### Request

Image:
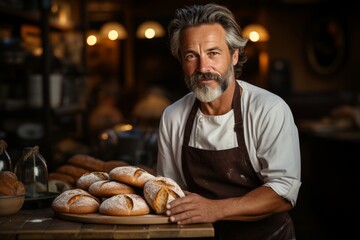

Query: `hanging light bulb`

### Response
(100, 22, 127, 40)
(136, 21, 165, 39)
(242, 24, 270, 42)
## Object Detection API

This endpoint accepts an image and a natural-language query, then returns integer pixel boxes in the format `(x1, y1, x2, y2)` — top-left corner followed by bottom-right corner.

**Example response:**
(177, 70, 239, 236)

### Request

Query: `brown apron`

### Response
(181, 83, 295, 240)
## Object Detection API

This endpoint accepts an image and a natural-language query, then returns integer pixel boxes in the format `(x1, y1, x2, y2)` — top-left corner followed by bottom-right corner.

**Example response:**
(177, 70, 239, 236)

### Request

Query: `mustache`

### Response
(188, 72, 223, 89)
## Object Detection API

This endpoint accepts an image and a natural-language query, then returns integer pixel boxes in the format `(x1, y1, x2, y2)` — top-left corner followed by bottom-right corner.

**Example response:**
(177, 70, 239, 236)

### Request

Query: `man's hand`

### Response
(166, 191, 221, 224)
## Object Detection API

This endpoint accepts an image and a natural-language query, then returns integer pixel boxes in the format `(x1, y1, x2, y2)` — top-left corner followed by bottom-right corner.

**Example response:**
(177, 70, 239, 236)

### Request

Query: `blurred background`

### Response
(0, 0, 359, 238)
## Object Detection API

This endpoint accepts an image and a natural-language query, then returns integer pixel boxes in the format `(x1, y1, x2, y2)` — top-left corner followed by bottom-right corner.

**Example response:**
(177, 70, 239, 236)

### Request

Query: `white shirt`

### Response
(157, 80, 302, 206)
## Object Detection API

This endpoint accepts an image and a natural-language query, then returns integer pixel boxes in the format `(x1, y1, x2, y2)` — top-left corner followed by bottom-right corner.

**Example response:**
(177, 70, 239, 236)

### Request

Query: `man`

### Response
(156, 3, 301, 239)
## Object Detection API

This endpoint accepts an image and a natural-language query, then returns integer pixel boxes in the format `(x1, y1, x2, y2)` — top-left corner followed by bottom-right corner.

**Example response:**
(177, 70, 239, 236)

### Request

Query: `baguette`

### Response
(99, 193, 150, 216)
(68, 154, 105, 172)
(51, 188, 100, 214)
(143, 176, 185, 214)
(49, 172, 76, 186)
(109, 166, 155, 188)
(88, 180, 135, 198)
(56, 165, 89, 179)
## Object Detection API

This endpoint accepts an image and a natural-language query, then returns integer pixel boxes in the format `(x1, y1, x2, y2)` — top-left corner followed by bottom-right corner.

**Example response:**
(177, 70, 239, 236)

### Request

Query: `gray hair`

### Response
(168, 3, 248, 78)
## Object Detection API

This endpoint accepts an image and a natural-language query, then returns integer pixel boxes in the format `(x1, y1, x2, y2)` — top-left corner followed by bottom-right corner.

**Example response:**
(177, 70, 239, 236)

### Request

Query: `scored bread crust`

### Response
(88, 180, 135, 198)
(143, 176, 185, 214)
(109, 166, 155, 188)
(99, 193, 151, 216)
(76, 172, 110, 190)
(51, 188, 100, 214)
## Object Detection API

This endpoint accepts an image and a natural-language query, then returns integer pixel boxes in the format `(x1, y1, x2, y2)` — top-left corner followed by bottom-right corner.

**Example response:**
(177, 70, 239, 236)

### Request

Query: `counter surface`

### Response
(0, 208, 214, 239)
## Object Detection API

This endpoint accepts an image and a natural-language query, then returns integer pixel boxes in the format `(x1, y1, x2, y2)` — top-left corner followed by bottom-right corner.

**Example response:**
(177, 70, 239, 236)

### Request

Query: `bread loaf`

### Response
(76, 172, 110, 190)
(49, 172, 76, 186)
(68, 154, 105, 172)
(99, 193, 151, 216)
(88, 180, 135, 198)
(143, 176, 185, 214)
(51, 189, 100, 214)
(103, 160, 129, 173)
(109, 166, 155, 188)
(56, 165, 89, 179)
(49, 180, 72, 193)
(0, 171, 25, 196)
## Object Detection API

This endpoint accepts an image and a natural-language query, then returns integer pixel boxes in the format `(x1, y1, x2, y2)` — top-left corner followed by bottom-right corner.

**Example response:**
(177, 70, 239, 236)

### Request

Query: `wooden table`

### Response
(0, 208, 214, 239)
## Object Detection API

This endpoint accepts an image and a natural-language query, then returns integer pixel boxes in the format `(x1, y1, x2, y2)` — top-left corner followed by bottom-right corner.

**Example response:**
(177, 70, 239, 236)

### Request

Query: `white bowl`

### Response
(0, 194, 25, 216)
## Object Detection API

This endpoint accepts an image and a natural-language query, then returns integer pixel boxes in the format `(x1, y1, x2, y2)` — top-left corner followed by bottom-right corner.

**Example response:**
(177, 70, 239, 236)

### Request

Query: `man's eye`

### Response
(185, 54, 197, 61)
(209, 52, 219, 56)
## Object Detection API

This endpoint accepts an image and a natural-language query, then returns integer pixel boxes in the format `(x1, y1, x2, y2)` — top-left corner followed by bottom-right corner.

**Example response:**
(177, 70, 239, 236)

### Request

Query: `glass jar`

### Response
(0, 140, 12, 172)
(14, 146, 48, 198)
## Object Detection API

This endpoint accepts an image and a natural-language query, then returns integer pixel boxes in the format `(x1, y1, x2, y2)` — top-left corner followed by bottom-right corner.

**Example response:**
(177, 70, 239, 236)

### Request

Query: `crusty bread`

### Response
(0, 171, 25, 196)
(88, 180, 135, 198)
(68, 154, 105, 172)
(51, 188, 100, 214)
(143, 176, 185, 215)
(109, 166, 155, 188)
(103, 160, 129, 173)
(76, 172, 110, 190)
(56, 165, 89, 179)
(49, 172, 76, 186)
(99, 193, 151, 216)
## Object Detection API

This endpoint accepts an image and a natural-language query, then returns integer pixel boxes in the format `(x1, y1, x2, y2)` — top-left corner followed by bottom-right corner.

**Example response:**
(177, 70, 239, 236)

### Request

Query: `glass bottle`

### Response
(14, 146, 49, 198)
(0, 140, 12, 172)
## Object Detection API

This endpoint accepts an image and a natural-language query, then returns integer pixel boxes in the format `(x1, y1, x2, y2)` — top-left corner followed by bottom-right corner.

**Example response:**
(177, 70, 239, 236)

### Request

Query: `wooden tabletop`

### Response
(0, 208, 214, 239)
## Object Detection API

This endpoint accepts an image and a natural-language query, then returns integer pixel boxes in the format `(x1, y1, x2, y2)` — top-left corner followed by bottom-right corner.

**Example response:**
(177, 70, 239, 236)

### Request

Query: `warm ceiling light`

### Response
(100, 22, 127, 40)
(242, 24, 270, 42)
(136, 21, 165, 39)
(86, 30, 99, 46)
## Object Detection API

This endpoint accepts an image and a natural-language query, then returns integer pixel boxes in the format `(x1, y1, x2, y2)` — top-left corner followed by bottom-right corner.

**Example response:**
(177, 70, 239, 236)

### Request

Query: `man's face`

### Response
(180, 23, 238, 102)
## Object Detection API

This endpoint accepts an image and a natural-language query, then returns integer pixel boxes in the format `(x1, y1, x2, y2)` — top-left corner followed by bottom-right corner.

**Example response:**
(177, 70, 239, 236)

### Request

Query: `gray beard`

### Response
(186, 64, 234, 103)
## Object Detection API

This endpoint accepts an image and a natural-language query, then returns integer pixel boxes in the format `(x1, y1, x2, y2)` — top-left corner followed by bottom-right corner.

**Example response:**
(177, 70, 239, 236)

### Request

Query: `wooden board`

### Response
(56, 212, 170, 225)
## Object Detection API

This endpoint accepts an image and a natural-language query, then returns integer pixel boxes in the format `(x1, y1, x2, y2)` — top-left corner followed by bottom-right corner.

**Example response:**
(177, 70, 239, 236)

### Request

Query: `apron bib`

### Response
(181, 83, 295, 240)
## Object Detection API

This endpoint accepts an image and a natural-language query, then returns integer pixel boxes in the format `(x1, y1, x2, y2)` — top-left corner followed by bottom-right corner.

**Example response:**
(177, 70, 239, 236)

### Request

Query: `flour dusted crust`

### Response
(51, 188, 100, 214)
(143, 176, 185, 214)
(68, 154, 105, 172)
(88, 180, 135, 198)
(99, 193, 151, 216)
(76, 172, 110, 190)
(109, 166, 155, 188)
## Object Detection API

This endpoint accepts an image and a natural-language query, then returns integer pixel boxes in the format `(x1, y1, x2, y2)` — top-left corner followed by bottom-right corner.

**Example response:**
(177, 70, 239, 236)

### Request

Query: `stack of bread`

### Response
(51, 165, 185, 216)
(48, 154, 143, 193)
(0, 171, 25, 196)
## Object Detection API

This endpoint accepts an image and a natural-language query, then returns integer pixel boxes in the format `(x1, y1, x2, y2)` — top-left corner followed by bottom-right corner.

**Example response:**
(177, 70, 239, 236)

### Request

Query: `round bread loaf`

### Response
(0, 171, 18, 185)
(109, 166, 155, 188)
(76, 172, 110, 190)
(51, 188, 100, 214)
(88, 180, 135, 198)
(68, 154, 105, 172)
(56, 165, 89, 179)
(143, 176, 185, 215)
(99, 193, 151, 216)
(49, 172, 76, 186)
(0, 171, 25, 196)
